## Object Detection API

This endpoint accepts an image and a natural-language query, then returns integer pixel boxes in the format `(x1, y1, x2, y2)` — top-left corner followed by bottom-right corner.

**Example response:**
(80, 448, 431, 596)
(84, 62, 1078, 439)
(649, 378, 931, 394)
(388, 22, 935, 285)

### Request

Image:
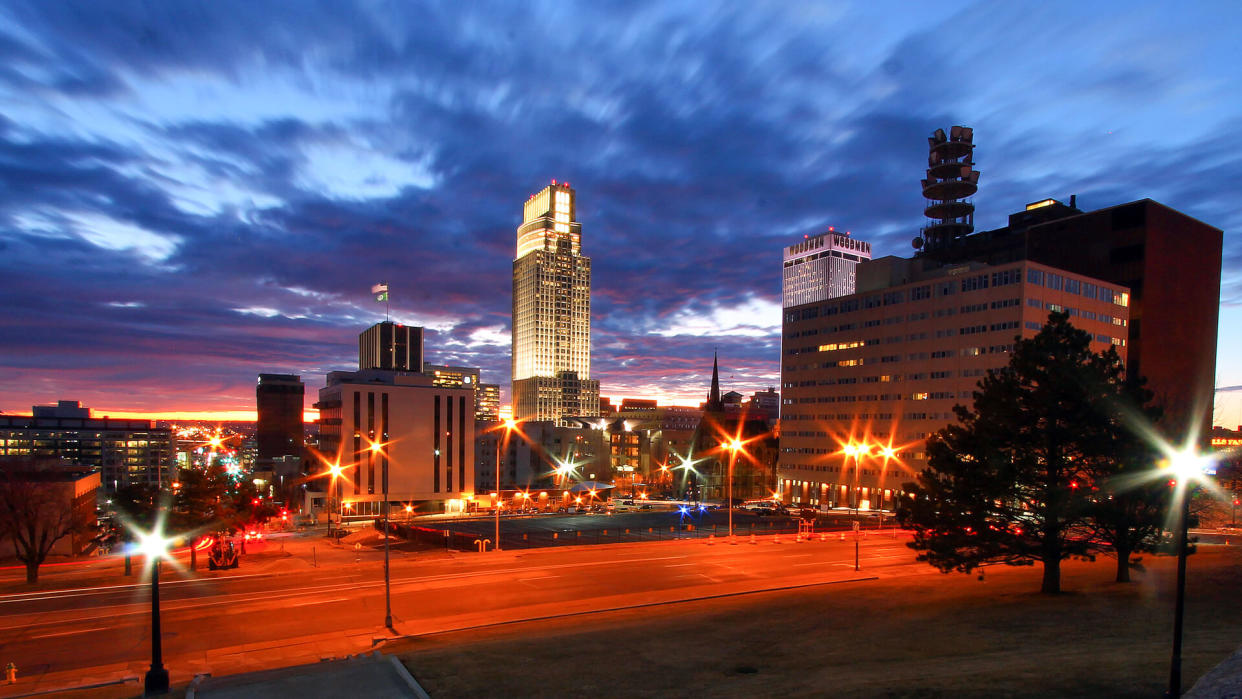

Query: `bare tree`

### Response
(0, 466, 95, 584)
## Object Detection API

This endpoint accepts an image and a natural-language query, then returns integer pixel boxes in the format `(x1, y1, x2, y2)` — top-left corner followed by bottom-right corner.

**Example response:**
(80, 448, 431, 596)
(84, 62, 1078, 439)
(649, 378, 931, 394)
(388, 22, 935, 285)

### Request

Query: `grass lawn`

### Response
(394, 546, 1242, 697)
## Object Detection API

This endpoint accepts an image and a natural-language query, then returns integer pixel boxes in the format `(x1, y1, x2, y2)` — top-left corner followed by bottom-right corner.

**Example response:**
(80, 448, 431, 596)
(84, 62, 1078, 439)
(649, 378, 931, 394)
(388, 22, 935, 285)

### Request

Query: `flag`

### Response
(372, 282, 388, 303)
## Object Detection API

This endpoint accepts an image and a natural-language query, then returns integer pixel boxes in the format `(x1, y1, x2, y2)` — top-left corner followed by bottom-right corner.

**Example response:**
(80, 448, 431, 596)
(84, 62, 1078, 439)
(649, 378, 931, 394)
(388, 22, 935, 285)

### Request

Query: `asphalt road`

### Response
(0, 531, 919, 687)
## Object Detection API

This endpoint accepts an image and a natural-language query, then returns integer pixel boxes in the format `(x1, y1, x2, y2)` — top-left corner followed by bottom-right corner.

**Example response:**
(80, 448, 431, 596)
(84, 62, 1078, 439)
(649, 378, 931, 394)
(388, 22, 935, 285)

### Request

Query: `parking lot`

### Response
(381, 506, 895, 551)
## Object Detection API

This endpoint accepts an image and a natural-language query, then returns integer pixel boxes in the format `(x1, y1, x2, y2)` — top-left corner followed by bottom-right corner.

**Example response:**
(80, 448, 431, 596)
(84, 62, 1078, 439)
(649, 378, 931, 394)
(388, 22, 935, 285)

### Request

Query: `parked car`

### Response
(639, 504, 653, 511)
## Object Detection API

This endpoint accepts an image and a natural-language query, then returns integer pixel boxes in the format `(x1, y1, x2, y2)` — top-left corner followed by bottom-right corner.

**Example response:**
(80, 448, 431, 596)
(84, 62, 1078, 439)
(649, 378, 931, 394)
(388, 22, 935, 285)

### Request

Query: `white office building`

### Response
(782, 231, 872, 308)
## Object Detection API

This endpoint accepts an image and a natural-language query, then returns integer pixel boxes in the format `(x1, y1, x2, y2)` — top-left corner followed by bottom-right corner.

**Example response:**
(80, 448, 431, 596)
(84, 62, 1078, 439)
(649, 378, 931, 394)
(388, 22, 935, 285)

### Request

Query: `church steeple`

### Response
(706, 351, 722, 412)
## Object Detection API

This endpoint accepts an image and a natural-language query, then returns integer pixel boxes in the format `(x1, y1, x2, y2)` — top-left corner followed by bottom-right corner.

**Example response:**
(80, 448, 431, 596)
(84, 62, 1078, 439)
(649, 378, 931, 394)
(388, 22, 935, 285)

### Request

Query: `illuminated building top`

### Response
(517, 180, 581, 260)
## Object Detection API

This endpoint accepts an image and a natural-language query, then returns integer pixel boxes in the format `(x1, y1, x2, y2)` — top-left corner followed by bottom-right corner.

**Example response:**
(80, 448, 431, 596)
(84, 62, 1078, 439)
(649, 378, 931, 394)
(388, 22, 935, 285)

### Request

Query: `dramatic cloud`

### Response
(0, 1, 1238, 417)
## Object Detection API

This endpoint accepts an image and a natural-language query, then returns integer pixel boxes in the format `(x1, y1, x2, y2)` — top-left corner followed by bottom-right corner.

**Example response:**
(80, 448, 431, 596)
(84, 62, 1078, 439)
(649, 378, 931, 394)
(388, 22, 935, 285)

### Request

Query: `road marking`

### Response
(666, 563, 698, 567)
(793, 561, 840, 567)
(517, 576, 558, 582)
(289, 597, 348, 608)
(0, 572, 275, 604)
(28, 626, 109, 639)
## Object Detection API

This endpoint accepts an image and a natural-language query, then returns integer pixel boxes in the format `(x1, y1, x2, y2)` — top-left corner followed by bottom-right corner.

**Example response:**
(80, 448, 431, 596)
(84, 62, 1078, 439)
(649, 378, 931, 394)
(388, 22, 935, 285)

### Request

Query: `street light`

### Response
(136, 525, 173, 695)
(326, 461, 345, 538)
(725, 439, 743, 539)
(1162, 446, 1215, 698)
(370, 441, 393, 631)
(492, 492, 502, 551)
(842, 442, 870, 514)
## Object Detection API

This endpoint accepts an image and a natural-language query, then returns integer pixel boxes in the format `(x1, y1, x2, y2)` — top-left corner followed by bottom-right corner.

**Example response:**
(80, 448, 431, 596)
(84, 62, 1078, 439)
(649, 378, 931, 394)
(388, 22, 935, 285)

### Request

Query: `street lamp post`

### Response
(1163, 447, 1214, 698)
(326, 461, 344, 539)
(726, 440, 742, 539)
(374, 443, 392, 630)
(492, 490, 502, 551)
(138, 529, 172, 695)
(1168, 484, 1189, 697)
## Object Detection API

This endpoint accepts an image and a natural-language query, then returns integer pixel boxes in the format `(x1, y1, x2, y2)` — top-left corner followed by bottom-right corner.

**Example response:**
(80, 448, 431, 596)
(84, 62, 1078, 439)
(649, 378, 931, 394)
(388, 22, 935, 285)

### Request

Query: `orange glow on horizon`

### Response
(29, 409, 322, 423)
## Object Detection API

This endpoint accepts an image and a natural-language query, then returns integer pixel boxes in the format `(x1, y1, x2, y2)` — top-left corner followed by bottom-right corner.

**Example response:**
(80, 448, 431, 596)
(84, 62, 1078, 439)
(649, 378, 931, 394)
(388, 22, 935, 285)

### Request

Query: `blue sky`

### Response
(0, 1, 1239, 422)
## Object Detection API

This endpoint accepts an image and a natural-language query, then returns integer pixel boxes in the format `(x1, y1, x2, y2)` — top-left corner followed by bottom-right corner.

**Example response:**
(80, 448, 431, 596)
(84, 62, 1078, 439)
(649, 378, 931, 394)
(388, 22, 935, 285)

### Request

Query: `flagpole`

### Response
(385, 280, 390, 322)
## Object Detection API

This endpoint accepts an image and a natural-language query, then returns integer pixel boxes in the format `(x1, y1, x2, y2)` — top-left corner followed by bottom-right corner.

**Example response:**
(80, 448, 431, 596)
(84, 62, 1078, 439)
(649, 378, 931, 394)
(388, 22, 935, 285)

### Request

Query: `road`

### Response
(0, 531, 921, 692)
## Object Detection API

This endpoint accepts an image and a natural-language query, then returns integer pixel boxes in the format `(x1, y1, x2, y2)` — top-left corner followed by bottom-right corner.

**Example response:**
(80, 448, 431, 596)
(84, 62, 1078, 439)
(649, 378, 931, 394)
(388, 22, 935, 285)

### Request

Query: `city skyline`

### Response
(1, 3, 1240, 424)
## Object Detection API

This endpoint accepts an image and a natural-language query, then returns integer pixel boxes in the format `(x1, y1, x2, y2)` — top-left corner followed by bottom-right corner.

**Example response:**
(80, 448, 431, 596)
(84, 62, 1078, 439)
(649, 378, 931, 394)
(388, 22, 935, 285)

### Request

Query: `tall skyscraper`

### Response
(512, 180, 599, 421)
(782, 230, 872, 307)
(256, 373, 304, 468)
(359, 321, 423, 372)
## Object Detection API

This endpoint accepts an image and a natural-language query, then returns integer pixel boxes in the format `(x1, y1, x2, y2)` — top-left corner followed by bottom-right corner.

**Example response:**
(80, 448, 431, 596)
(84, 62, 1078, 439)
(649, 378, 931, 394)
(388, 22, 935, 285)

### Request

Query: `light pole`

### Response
(371, 442, 392, 631)
(843, 442, 868, 514)
(493, 493, 502, 551)
(137, 528, 172, 695)
(1163, 448, 1213, 698)
(725, 439, 743, 539)
(326, 461, 344, 539)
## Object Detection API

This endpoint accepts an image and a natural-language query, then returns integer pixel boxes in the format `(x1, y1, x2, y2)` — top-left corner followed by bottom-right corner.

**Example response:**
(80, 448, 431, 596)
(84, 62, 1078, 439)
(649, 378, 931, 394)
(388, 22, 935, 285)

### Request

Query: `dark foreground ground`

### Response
(392, 547, 1242, 698)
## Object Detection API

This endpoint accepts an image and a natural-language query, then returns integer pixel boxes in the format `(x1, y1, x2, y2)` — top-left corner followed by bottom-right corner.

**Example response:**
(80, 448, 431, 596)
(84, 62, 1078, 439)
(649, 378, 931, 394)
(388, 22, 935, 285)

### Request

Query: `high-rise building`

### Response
(782, 231, 872, 307)
(779, 257, 1131, 510)
(0, 401, 174, 491)
(918, 197, 1222, 437)
(255, 374, 304, 469)
(359, 321, 423, 373)
(512, 180, 599, 421)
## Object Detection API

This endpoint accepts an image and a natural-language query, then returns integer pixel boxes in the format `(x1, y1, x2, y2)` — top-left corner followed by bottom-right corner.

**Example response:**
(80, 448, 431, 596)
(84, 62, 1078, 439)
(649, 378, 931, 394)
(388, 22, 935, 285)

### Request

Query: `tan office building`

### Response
(779, 257, 1131, 510)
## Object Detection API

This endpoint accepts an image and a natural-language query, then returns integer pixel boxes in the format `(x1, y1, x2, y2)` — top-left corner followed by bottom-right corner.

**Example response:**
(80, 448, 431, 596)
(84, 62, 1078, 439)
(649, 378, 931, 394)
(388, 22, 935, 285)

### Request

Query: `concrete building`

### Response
(782, 230, 872, 307)
(421, 364, 500, 422)
(0, 458, 100, 557)
(779, 257, 1131, 510)
(359, 322, 423, 373)
(476, 384, 500, 422)
(918, 196, 1222, 437)
(314, 370, 474, 515)
(255, 374, 304, 470)
(512, 181, 599, 422)
(475, 420, 607, 501)
(0, 401, 173, 491)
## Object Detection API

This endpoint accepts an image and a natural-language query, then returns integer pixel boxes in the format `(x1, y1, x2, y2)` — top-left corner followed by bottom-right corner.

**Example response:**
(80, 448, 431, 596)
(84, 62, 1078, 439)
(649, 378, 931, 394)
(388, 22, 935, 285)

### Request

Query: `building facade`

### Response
(919, 197, 1222, 437)
(779, 258, 1131, 510)
(0, 401, 174, 491)
(0, 459, 100, 557)
(476, 384, 500, 422)
(512, 181, 599, 422)
(314, 370, 474, 514)
(421, 364, 500, 422)
(359, 322, 424, 373)
(255, 373, 304, 469)
(782, 231, 872, 307)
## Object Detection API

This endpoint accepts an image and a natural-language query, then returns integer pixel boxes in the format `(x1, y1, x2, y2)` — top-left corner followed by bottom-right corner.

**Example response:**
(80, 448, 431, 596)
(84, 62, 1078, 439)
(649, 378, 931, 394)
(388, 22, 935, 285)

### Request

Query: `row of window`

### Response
(1028, 269, 1129, 306)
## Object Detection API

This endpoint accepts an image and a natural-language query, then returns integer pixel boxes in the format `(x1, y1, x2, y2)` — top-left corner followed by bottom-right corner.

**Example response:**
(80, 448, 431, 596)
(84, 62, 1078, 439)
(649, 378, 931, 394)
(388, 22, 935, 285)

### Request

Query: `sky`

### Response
(1, 1, 1240, 424)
